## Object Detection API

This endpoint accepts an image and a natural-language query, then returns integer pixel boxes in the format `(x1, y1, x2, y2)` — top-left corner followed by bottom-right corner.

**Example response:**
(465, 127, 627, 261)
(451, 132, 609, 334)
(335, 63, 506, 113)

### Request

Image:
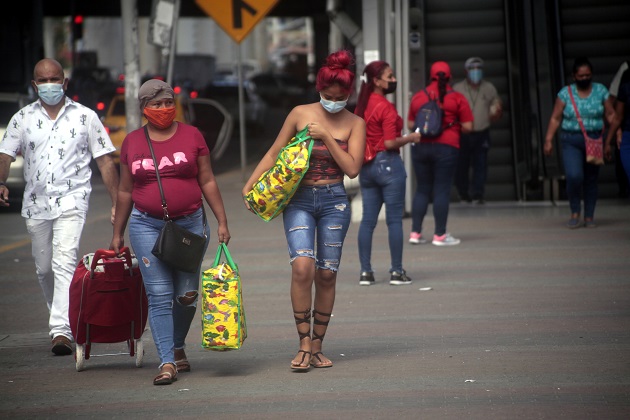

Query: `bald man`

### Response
(0, 58, 119, 355)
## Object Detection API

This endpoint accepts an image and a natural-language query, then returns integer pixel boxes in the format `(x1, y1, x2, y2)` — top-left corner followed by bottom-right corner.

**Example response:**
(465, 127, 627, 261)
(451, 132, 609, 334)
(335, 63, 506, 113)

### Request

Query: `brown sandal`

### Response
(153, 363, 178, 385)
(175, 359, 191, 372)
(174, 348, 190, 372)
(290, 308, 312, 371)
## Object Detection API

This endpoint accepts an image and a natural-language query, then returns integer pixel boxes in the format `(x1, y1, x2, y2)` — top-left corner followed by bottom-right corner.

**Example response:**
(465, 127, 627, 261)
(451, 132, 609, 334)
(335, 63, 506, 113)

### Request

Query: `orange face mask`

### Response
(144, 106, 176, 129)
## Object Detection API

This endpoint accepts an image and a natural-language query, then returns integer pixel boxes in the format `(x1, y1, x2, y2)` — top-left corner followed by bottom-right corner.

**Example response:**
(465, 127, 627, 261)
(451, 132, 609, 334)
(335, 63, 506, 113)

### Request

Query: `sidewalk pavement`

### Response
(1, 164, 629, 419)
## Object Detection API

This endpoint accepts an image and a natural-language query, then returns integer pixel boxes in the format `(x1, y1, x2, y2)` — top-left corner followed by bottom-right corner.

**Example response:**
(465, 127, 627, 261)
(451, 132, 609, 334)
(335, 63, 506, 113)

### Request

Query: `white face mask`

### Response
(37, 83, 65, 105)
(320, 95, 347, 114)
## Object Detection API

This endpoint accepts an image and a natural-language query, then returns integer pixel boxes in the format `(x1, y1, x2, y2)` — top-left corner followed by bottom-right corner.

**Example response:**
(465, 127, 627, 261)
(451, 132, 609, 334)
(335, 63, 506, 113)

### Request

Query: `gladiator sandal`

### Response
(310, 309, 333, 368)
(290, 308, 312, 370)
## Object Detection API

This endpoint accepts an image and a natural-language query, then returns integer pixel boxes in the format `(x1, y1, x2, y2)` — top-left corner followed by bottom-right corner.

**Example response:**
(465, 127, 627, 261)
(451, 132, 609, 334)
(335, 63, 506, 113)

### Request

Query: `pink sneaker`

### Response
(409, 232, 427, 244)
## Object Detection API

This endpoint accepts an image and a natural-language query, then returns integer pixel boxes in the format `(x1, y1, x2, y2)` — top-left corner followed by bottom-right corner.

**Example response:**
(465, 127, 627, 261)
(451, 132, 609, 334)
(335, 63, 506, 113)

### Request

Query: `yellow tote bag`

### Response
(201, 243, 246, 351)
(244, 126, 312, 221)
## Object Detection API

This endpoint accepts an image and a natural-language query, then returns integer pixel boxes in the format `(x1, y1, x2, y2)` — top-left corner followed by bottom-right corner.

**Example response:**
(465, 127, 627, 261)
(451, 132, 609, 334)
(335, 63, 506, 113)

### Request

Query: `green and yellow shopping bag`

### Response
(245, 126, 312, 221)
(201, 243, 246, 351)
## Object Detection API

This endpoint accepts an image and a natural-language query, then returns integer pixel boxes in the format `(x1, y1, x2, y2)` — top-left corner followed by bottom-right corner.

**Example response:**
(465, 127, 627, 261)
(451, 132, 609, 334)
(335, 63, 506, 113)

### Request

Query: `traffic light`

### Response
(72, 15, 84, 40)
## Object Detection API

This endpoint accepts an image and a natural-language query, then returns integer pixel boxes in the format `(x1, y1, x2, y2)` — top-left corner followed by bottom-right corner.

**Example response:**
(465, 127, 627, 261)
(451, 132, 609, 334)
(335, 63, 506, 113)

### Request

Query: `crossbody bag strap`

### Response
(567, 85, 589, 138)
(144, 125, 169, 220)
(143, 125, 208, 231)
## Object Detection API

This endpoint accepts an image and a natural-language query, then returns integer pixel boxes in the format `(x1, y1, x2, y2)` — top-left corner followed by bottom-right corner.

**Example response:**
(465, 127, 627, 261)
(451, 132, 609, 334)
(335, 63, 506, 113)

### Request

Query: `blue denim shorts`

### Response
(282, 182, 351, 272)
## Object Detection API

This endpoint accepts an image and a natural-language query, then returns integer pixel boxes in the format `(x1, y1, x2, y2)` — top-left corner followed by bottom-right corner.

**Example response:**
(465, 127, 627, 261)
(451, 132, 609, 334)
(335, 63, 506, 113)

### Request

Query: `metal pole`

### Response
(166, 0, 180, 87)
(399, 0, 415, 215)
(121, 0, 142, 132)
(237, 43, 247, 179)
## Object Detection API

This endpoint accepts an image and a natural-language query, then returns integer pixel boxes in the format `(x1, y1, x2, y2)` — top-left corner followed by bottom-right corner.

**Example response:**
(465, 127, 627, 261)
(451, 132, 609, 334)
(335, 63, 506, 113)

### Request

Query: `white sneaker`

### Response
(432, 233, 460, 246)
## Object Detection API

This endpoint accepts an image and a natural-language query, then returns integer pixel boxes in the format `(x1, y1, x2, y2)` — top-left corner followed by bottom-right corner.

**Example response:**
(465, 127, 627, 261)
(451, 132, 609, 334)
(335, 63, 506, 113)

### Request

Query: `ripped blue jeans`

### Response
(282, 182, 351, 271)
(128, 206, 209, 368)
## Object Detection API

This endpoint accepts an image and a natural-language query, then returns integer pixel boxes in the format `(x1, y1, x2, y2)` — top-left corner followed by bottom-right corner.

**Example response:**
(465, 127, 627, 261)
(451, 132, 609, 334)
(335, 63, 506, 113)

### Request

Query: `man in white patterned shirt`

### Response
(0, 58, 119, 355)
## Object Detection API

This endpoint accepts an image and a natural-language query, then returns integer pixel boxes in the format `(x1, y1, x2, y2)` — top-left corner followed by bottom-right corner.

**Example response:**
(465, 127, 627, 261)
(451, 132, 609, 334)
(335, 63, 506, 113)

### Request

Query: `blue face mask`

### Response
(37, 83, 65, 106)
(468, 68, 483, 84)
(320, 95, 347, 114)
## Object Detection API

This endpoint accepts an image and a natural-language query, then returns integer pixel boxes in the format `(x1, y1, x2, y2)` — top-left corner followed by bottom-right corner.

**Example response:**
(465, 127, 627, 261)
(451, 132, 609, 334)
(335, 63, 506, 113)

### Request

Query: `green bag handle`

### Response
(284, 125, 311, 148)
(212, 242, 237, 271)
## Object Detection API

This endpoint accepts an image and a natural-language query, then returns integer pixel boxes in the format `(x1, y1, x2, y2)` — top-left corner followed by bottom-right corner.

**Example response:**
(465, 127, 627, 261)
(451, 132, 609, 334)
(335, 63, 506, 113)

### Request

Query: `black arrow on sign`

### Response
(233, 0, 257, 29)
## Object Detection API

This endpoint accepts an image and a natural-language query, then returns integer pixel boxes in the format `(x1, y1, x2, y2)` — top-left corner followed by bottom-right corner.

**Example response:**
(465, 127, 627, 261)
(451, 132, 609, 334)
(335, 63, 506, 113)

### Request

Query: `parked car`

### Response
(249, 72, 308, 109)
(0, 92, 31, 211)
(201, 78, 267, 129)
(66, 67, 119, 117)
(101, 94, 232, 163)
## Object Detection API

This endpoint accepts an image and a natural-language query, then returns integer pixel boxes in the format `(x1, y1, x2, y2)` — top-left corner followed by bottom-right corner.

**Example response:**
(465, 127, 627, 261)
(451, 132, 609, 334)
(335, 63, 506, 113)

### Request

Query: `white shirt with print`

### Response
(0, 96, 116, 219)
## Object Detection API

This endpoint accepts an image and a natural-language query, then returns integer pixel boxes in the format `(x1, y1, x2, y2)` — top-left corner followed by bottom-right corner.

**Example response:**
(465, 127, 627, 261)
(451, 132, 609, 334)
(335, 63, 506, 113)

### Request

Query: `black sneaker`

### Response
(359, 271, 375, 286)
(389, 270, 412, 286)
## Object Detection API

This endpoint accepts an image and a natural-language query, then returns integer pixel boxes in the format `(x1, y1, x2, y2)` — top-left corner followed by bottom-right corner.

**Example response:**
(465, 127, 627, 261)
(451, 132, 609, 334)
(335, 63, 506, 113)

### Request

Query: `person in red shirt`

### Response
(354, 60, 420, 286)
(407, 61, 473, 246)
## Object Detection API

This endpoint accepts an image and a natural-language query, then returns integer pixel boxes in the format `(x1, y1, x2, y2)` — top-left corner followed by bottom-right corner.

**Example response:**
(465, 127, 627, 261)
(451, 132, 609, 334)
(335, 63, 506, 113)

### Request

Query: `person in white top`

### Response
(0, 58, 119, 356)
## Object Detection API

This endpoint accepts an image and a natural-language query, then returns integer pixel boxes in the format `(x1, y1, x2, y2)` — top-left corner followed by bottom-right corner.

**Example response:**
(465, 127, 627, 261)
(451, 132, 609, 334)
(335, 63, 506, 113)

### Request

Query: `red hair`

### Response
(354, 60, 390, 118)
(315, 50, 355, 95)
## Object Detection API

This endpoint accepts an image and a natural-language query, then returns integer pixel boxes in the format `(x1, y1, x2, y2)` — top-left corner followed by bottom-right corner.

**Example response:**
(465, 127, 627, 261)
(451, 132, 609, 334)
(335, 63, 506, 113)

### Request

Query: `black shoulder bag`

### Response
(144, 125, 208, 273)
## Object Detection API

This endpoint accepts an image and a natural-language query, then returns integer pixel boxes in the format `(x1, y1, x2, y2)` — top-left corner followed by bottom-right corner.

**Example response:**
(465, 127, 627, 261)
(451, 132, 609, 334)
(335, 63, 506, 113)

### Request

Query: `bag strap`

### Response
(567, 85, 604, 138)
(423, 88, 452, 103)
(213, 242, 237, 271)
(143, 125, 207, 230)
(567, 85, 589, 137)
(144, 125, 170, 220)
(285, 125, 312, 148)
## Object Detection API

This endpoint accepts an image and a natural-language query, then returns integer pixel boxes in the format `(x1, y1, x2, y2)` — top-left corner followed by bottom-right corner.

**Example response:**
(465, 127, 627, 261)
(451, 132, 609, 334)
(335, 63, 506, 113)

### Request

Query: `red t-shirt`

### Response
(407, 81, 473, 148)
(121, 123, 210, 218)
(362, 92, 403, 153)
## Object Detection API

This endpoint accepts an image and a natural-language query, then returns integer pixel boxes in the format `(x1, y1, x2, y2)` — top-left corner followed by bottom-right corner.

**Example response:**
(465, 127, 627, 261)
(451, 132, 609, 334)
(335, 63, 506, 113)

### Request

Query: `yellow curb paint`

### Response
(0, 213, 110, 254)
(0, 238, 31, 253)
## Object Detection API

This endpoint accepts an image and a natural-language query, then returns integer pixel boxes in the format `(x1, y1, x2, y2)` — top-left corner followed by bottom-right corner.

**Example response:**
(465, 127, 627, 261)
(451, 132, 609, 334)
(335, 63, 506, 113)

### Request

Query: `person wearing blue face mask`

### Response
(243, 50, 365, 371)
(453, 57, 502, 204)
(0, 58, 119, 356)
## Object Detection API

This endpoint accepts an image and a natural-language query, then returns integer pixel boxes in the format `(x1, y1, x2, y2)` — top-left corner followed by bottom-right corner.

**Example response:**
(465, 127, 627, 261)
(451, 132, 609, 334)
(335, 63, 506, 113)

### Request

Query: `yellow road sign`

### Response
(195, 0, 279, 43)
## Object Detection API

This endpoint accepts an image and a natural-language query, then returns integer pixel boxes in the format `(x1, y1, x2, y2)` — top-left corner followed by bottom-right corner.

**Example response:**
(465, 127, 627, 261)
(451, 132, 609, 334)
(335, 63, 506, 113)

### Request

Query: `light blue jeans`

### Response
(358, 151, 407, 273)
(128, 206, 209, 368)
(282, 182, 351, 271)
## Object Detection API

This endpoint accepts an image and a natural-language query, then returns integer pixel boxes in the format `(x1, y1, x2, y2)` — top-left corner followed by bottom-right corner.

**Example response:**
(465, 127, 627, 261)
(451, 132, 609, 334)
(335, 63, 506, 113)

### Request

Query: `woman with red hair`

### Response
(407, 61, 473, 246)
(354, 60, 420, 286)
(243, 50, 365, 370)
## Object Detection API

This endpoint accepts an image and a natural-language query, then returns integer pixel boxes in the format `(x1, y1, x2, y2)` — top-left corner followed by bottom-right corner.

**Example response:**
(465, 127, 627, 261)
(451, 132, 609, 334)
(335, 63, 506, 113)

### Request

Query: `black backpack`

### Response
(414, 89, 452, 138)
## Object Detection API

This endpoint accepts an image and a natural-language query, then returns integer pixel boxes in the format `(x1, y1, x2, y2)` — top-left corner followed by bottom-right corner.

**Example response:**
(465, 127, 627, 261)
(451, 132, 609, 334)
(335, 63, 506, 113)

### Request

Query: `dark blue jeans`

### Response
(411, 142, 459, 236)
(358, 151, 407, 273)
(455, 129, 490, 200)
(560, 130, 601, 218)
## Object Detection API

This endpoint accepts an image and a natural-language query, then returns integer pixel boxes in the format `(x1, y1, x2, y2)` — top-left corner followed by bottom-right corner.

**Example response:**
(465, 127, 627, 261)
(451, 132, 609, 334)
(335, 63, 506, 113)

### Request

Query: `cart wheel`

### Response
(75, 344, 86, 372)
(135, 339, 144, 368)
